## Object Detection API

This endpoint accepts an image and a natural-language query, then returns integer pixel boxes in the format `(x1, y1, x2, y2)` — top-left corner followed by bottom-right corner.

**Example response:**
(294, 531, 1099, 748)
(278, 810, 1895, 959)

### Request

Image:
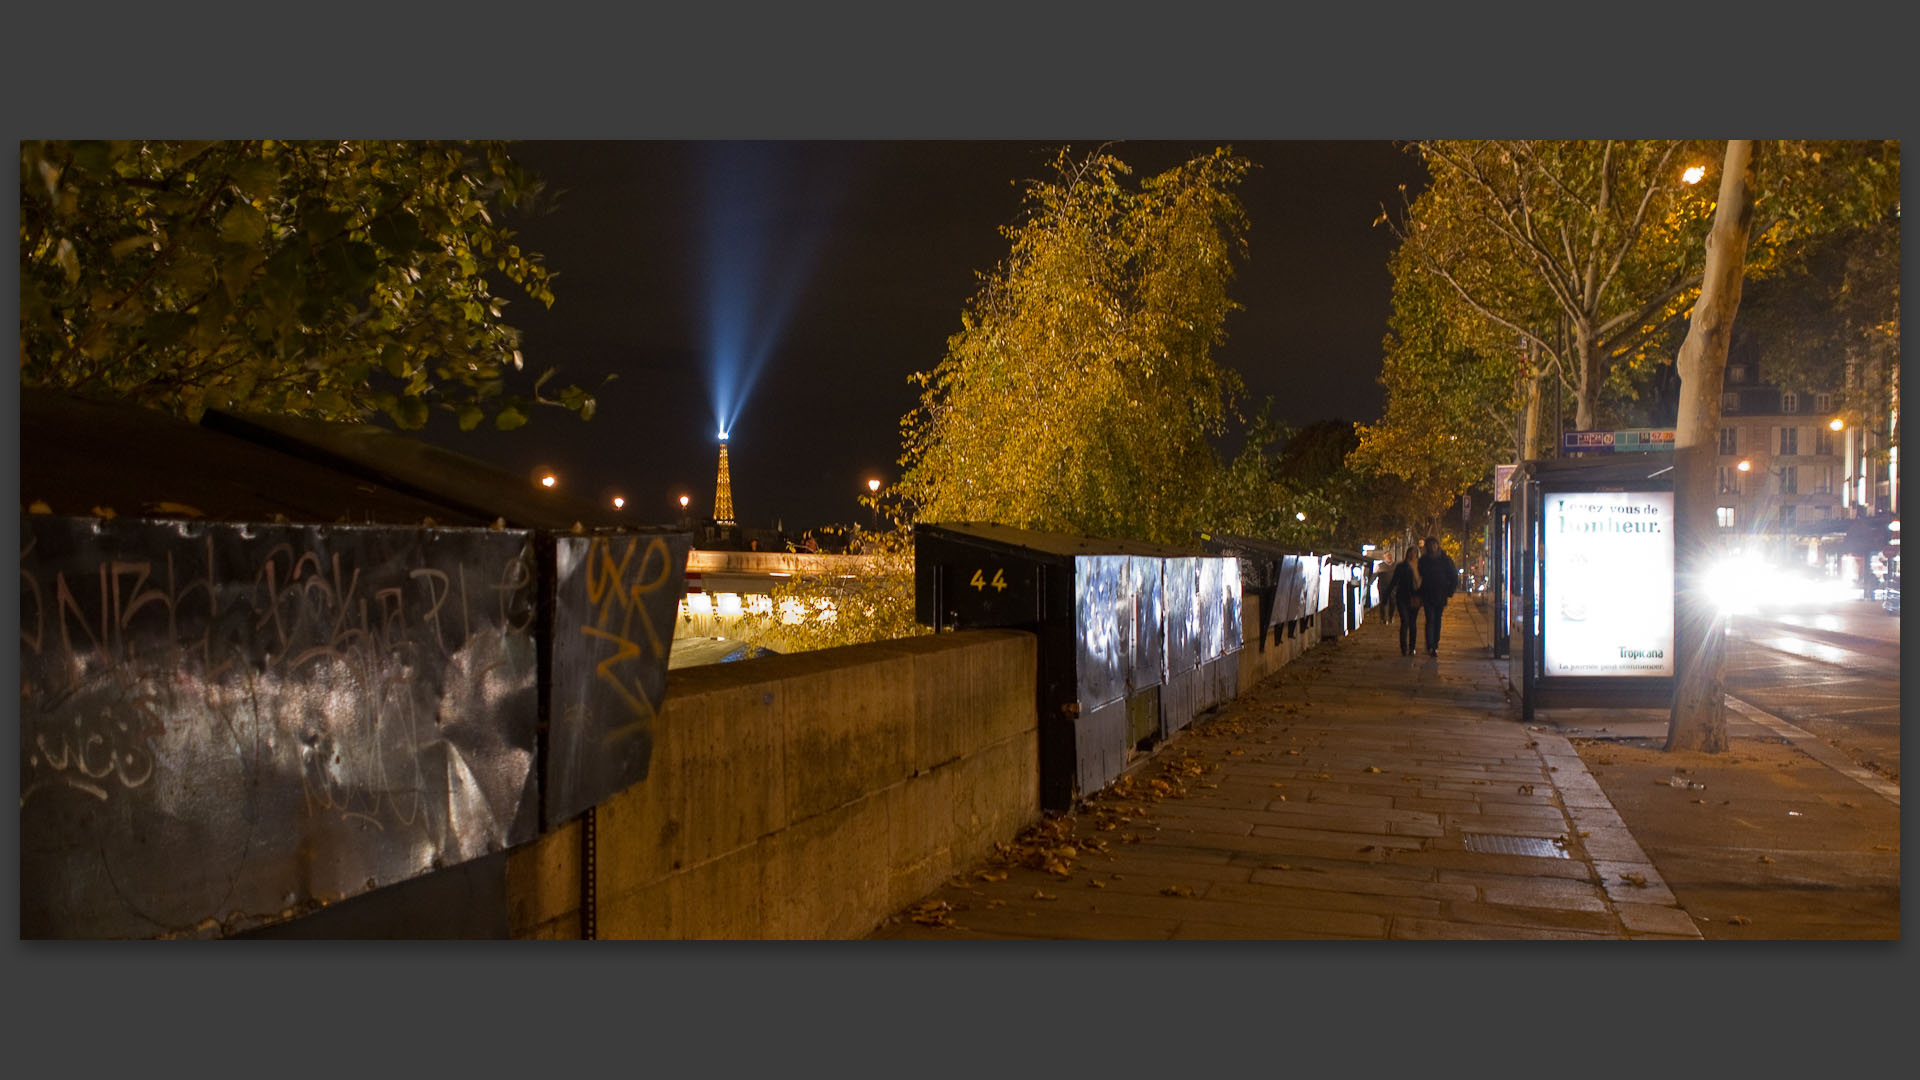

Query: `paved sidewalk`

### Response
(873, 600, 1700, 940)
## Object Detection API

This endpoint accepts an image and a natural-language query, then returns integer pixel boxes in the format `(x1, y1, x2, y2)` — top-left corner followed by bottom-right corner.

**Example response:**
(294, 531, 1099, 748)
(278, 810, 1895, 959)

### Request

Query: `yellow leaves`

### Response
(27, 500, 52, 514)
(1160, 885, 1194, 898)
(1728, 915, 1752, 926)
(908, 900, 956, 928)
(1032, 889, 1057, 902)
(1757, 855, 1774, 864)
(144, 501, 204, 518)
(1619, 873, 1649, 888)
(975, 870, 1007, 883)
(1364, 766, 1382, 774)
(90, 505, 117, 519)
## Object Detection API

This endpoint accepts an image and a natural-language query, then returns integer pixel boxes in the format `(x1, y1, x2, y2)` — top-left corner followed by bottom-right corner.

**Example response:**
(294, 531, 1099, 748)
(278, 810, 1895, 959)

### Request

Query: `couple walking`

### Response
(1385, 537, 1458, 657)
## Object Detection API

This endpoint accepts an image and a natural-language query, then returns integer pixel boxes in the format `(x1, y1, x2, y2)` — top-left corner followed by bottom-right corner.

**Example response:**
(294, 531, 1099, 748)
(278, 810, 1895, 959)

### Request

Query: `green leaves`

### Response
(219, 202, 268, 245)
(20, 139, 588, 434)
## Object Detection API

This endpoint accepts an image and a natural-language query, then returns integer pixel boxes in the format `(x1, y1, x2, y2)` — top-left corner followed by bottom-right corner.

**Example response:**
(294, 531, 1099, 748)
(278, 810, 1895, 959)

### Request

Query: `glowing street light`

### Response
(1829, 417, 1846, 432)
(1296, 511, 1307, 522)
(1682, 165, 1707, 185)
(612, 496, 626, 510)
(679, 494, 691, 510)
(865, 478, 882, 530)
(1737, 459, 1752, 472)
(540, 474, 557, 489)
(867, 478, 881, 494)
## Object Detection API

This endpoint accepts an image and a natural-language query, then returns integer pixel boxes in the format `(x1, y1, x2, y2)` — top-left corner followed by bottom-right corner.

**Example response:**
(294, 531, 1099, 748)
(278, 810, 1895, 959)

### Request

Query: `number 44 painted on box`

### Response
(970, 568, 1009, 592)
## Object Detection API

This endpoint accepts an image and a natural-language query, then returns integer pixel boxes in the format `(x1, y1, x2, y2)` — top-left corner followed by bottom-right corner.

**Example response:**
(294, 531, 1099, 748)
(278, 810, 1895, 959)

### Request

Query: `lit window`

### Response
(1716, 506, 1736, 528)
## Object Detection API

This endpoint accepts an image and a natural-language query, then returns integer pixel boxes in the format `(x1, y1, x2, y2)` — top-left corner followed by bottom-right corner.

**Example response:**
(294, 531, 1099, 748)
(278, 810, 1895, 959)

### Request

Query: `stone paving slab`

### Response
(872, 601, 1703, 940)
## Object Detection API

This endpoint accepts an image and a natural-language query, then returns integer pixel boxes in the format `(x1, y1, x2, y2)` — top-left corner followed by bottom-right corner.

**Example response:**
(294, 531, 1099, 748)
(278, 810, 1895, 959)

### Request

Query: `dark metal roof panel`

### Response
(200, 407, 628, 532)
(20, 389, 489, 526)
(917, 521, 1208, 561)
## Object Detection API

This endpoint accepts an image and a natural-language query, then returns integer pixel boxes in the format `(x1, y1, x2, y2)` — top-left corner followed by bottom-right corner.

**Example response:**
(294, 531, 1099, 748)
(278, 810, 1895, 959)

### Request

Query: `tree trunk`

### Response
(1573, 320, 1599, 432)
(1522, 367, 1545, 461)
(1666, 140, 1756, 754)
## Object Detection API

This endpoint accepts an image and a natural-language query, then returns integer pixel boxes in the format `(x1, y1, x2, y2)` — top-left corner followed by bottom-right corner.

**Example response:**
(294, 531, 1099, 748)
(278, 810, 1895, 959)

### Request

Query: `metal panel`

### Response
(1164, 557, 1199, 675)
(1074, 555, 1127, 712)
(19, 516, 539, 939)
(547, 531, 691, 825)
(1128, 556, 1165, 690)
(1219, 558, 1244, 654)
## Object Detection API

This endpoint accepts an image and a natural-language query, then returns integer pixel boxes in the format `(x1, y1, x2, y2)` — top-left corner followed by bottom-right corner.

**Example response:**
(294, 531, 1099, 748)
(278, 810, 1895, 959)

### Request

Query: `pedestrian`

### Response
(1389, 547, 1422, 656)
(1378, 555, 1397, 623)
(1416, 536, 1458, 657)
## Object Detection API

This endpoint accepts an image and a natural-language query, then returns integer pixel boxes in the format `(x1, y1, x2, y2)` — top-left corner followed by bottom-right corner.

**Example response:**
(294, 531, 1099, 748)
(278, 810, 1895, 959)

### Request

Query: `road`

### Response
(1725, 601, 1901, 786)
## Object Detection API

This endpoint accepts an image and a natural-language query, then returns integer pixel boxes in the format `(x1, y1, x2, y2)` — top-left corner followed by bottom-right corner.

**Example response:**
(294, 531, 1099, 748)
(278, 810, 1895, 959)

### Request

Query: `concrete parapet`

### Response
(508, 629, 1039, 938)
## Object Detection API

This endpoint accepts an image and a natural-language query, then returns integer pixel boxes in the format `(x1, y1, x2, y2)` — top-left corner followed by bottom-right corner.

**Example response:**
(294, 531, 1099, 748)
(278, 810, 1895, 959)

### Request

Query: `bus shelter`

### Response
(1508, 457, 1677, 722)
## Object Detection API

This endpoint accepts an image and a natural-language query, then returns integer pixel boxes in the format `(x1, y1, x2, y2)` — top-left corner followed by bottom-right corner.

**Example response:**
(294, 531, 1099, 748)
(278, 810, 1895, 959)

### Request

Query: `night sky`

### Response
(417, 140, 1432, 533)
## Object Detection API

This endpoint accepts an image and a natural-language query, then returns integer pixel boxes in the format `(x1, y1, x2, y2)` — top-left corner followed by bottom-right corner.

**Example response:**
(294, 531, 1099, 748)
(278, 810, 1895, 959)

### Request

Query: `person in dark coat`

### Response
(1416, 536, 1458, 657)
(1378, 556, 1397, 623)
(1388, 546, 1422, 656)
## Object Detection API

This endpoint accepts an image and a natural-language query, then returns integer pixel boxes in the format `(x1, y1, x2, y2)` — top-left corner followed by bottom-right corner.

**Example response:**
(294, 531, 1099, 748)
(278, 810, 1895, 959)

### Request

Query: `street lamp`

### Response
(1296, 511, 1307, 522)
(679, 495, 691, 510)
(1829, 418, 1846, 432)
(540, 474, 557, 489)
(865, 478, 881, 530)
(612, 496, 625, 510)
(1682, 165, 1707, 185)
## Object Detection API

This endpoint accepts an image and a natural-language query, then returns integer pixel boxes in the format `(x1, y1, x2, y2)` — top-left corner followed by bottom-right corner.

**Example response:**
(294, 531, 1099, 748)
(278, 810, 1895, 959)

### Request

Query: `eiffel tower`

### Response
(713, 433, 735, 526)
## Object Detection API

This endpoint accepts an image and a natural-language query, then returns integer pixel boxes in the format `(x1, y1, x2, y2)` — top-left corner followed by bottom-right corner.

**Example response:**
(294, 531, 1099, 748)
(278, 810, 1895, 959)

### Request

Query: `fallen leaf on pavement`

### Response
(1365, 766, 1381, 773)
(1620, 873, 1648, 888)
(1757, 855, 1773, 864)
(1160, 885, 1194, 898)
(1729, 915, 1751, 926)
(976, 870, 1007, 882)
(1032, 890, 1056, 901)
(1517, 784, 1534, 795)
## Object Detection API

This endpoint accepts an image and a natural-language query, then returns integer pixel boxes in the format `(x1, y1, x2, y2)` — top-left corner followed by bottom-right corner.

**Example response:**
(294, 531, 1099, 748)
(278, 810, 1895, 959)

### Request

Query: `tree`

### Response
(20, 139, 599, 431)
(1389, 140, 1898, 435)
(894, 146, 1251, 546)
(1732, 212, 1900, 433)
(1666, 141, 1756, 753)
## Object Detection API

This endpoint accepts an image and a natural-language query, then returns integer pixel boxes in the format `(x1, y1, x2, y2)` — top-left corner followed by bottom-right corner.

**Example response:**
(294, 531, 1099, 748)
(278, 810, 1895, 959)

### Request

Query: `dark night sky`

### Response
(421, 140, 1431, 532)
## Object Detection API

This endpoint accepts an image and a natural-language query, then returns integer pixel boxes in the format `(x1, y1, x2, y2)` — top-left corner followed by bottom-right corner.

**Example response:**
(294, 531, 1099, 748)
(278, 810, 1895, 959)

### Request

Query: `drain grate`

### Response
(1461, 833, 1569, 859)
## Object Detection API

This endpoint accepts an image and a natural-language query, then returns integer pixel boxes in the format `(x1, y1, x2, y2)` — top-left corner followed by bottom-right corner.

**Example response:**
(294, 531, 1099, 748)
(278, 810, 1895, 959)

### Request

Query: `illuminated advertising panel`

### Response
(1542, 491, 1674, 677)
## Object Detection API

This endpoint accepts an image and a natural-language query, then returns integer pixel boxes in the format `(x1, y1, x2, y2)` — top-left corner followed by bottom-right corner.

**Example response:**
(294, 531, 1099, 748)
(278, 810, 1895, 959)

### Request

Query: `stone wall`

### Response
(508, 629, 1037, 939)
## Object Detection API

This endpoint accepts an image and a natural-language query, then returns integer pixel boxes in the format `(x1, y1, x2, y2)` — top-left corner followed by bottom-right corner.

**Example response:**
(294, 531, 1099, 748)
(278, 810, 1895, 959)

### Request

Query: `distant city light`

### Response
(612, 496, 626, 509)
(719, 430, 728, 442)
(1296, 512, 1307, 522)
(1682, 165, 1707, 185)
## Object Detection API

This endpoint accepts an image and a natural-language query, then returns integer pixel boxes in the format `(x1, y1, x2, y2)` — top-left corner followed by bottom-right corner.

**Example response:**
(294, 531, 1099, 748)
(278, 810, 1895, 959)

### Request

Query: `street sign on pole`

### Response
(1494, 464, 1517, 502)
